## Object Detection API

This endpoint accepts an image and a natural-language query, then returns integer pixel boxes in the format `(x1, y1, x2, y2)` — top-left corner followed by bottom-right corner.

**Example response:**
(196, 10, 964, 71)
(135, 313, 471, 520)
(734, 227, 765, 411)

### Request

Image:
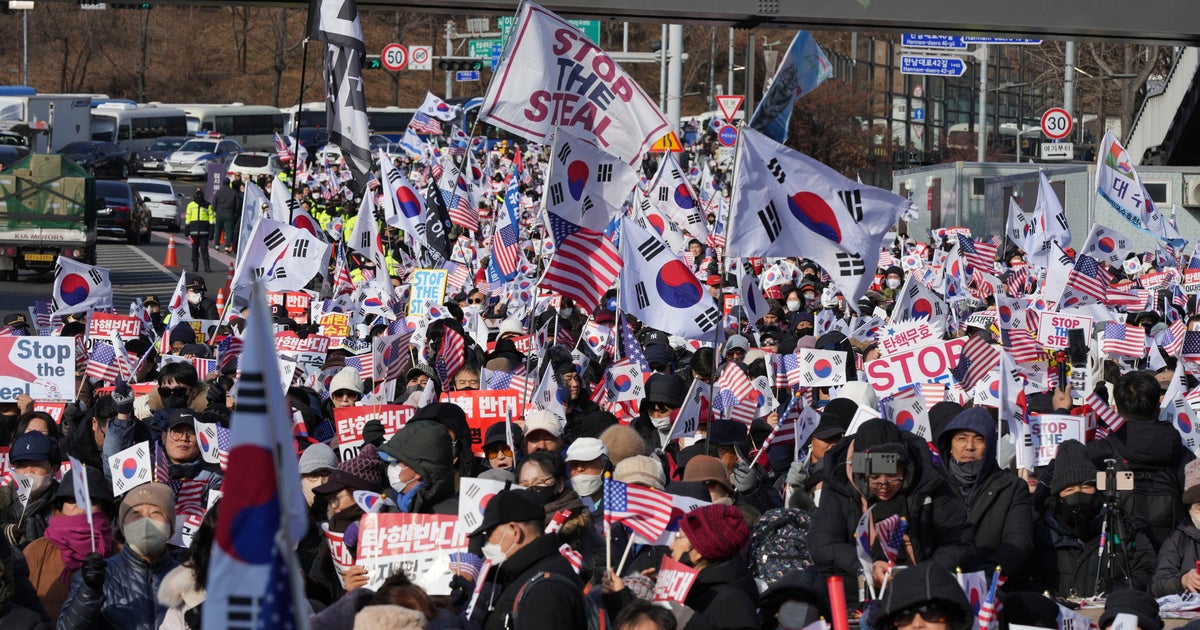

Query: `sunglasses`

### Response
(158, 386, 189, 398)
(485, 445, 514, 459)
(469, 299, 485, 305)
(889, 603, 949, 627)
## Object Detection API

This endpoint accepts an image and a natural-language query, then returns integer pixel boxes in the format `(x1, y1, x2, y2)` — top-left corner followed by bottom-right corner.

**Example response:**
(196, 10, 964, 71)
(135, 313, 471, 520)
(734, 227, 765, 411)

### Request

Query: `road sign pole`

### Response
(977, 44, 988, 163)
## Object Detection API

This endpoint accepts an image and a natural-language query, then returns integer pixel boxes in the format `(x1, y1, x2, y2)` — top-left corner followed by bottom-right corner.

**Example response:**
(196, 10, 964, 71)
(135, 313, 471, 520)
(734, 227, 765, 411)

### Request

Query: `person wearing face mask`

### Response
(934, 408, 1032, 579)
(184, 278, 218, 321)
(1025, 440, 1153, 598)
(467, 489, 586, 630)
(757, 568, 832, 630)
(880, 265, 905, 302)
(309, 444, 387, 601)
(628, 373, 687, 456)
(58, 483, 180, 630)
(377, 421, 459, 515)
(23, 473, 114, 623)
(516, 450, 608, 583)
(565, 438, 610, 509)
(297, 443, 338, 508)
(1151, 459, 1200, 596)
(1, 432, 61, 549)
(653, 503, 757, 629)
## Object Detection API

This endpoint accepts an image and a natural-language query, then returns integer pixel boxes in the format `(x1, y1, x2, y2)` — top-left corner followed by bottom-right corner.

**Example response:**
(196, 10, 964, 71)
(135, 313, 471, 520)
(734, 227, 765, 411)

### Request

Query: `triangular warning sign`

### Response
(715, 95, 744, 122)
(649, 131, 683, 153)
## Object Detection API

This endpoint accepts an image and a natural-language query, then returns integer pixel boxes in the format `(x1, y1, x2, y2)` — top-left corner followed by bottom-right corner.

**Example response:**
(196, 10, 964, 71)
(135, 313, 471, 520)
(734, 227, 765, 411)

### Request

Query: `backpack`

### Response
(747, 507, 813, 589)
(511, 571, 608, 630)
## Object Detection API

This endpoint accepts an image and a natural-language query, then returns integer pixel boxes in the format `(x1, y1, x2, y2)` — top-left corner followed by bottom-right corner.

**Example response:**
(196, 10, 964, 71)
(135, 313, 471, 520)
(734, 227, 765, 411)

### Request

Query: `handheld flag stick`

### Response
(615, 535, 636, 577)
(603, 472, 613, 573)
(663, 378, 699, 444)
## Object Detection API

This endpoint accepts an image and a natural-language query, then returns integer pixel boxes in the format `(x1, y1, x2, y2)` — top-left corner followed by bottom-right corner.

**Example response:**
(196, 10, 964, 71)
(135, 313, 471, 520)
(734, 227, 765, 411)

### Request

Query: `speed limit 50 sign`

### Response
(1041, 108, 1072, 140)
(381, 43, 408, 71)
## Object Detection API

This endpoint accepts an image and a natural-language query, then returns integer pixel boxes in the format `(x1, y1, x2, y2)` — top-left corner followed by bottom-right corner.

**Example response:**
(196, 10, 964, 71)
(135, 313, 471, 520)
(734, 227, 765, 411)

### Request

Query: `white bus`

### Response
(280, 103, 415, 140)
(180, 104, 286, 152)
(89, 103, 188, 154)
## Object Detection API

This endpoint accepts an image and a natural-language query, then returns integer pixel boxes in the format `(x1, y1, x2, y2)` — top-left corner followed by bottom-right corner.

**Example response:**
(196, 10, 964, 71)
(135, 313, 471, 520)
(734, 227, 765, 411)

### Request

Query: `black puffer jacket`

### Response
(477, 534, 585, 630)
(936, 409, 1033, 578)
(57, 546, 179, 630)
(3, 482, 58, 549)
(1150, 523, 1200, 597)
(810, 419, 973, 580)
(684, 557, 760, 630)
(1025, 505, 1154, 598)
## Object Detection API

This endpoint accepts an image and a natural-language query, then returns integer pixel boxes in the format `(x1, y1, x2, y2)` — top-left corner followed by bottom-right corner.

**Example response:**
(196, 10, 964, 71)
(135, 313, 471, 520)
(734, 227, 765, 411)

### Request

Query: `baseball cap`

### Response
(469, 489, 545, 537)
(3, 313, 28, 328)
(186, 277, 207, 292)
(10, 431, 53, 464)
(565, 437, 608, 463)
(142, 295, 160, 307)
(523, 410, 564, 438)
(164, 409, 199, 431)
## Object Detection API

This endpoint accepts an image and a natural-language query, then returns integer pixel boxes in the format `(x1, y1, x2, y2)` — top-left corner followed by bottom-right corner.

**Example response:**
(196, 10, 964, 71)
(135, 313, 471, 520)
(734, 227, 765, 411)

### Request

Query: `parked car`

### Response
(228, 152, 285, 180)
(58, 141, 135, 179)
(0, 145, 30, 170)
(163, 135, 242, 178)
(136, 136, 190, 174)
(128, 177, 185, 232)
(95, 179, 151, 243)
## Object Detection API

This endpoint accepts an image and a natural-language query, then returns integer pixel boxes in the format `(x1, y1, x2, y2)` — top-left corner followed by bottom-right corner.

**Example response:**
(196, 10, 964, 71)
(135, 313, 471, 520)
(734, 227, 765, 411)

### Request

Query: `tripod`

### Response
(1093, 459, 1133, 597)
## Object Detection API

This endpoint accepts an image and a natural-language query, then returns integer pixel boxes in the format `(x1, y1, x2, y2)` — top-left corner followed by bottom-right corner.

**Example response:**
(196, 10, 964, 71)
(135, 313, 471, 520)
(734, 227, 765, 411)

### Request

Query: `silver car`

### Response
(128, 177, 186, 232)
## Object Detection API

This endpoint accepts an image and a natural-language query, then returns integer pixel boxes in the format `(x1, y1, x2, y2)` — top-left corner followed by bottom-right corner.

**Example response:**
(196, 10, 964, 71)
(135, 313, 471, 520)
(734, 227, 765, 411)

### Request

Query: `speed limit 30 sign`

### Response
(381, 43, 408, 71)
(1041, 107, 1072, 140)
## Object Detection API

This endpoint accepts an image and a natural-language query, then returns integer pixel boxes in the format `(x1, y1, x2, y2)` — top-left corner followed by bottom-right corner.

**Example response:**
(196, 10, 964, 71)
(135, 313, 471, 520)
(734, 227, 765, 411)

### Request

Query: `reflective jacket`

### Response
(184, 201, 214, 229)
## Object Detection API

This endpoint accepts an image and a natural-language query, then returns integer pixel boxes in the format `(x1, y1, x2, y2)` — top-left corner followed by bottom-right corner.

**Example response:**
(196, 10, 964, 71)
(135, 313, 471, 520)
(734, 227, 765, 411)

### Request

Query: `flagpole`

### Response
(663, 377, 698, 444)
(289, 34, 313, 223)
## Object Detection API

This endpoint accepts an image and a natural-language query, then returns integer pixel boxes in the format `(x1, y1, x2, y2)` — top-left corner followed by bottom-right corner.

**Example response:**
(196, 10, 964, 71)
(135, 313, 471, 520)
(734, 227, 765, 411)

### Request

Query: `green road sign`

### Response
(496, 16, 599, 43)
(468, 39, 503, 59)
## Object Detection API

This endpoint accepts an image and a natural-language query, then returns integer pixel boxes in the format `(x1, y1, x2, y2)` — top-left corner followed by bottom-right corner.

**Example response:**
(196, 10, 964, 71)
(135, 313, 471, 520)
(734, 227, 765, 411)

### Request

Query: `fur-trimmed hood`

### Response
(157, 565, 205, 611)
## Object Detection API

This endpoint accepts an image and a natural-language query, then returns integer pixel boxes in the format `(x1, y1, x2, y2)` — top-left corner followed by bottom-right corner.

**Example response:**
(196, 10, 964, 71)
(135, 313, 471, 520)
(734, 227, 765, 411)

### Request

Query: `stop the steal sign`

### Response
(865, 337, 967, 396)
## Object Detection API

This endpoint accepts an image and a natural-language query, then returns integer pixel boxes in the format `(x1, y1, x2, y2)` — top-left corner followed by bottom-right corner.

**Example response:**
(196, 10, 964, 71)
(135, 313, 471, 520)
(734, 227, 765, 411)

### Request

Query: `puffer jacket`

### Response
(1025, 505, 1154, 598)
(57, 545, 179, 630)
(2, 482, 58, 549)
(382, 422, 458, 515)
(102, 418, 223, 507)
(1150, 523, 1200, 597)
(935, 409, 1033, 578)
(809, 419, 973, 582)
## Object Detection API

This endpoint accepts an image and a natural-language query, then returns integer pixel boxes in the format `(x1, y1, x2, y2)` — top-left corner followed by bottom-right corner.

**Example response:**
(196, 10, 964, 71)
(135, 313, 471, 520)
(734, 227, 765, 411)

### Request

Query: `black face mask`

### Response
(1054, 492, 1103, 536)
(162, 394, 189, 410)
(527, 485, 558, 506)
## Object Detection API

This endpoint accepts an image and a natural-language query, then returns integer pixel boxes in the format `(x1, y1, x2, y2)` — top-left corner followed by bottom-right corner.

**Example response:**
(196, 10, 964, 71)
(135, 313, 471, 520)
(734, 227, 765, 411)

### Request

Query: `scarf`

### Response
(45, 513, 113, 584)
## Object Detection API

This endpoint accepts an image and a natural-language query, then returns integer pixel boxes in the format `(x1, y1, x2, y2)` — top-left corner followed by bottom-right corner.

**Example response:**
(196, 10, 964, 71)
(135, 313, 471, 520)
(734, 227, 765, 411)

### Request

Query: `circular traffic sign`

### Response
(381, 43, 408, 71)
(717, 124, 738, 147)
(411, 46, 429, 66)
(1041, 107, 1072, 140)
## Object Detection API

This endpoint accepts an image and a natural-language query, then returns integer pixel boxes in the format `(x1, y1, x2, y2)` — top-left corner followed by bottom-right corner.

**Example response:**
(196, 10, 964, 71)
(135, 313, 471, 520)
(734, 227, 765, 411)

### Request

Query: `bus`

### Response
(367, 107, 415, 140)
(90, 103, 188, 154)
(280, 102, 327, 137)
(179, 104, 286, 152)
(946, 122, 1039, 159)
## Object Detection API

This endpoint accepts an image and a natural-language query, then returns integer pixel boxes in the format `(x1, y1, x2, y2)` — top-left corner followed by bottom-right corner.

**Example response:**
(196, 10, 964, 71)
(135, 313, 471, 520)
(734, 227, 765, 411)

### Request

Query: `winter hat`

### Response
(298, 443, 338, 475)
(878, 562, 973, 630)
(599, 424, 647, 464)
(614, 455, 666, 490)
(118, 482, 176, 528)
(168, 323, 196, 346)
(1050, 439, 1098, 495)
(724, 335, 750, 354)
(682, 455, 732, 493)
(821, 398, 859, 426)
(997, 592, 1060, 630)
(353, 605, 428, 630)
(644, 373, 687, 408)
(574, 409, 619, 439)
(642, 344, 675, 370)
(523, 410, 564, 439)
(1098, 589, 1163, 630)
(312, 443, 387, 495)
(680, 504, 749, 561)
(329, 366, 363, 395)
(1184, 459, 1200, 504)
(379, 421, 453, 480)
(928, 401, 965, 439)
(497, 319, 525, 339)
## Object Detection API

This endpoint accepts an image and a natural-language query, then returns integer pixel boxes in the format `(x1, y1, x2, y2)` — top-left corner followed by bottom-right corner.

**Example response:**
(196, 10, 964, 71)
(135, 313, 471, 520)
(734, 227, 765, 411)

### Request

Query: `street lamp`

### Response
(1014, 126, 1040, 162)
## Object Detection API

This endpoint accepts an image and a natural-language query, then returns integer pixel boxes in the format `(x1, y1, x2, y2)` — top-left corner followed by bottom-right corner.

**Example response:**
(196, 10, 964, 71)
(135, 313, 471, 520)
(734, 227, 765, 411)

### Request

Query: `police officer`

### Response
(185, 190, 215, 273)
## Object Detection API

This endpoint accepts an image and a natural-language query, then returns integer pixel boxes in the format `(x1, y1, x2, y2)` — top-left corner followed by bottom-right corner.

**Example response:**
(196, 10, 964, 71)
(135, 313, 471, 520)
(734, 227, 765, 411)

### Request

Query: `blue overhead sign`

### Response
(901, 55, 967, 77)
(902, 34, 967, 50)
(962, 36, 1042, 45)
(455, 70, 480, 81)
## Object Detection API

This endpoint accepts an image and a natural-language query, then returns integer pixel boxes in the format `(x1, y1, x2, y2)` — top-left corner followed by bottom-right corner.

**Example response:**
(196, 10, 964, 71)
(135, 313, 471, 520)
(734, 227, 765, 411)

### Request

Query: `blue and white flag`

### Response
(748, 30, 832, 143)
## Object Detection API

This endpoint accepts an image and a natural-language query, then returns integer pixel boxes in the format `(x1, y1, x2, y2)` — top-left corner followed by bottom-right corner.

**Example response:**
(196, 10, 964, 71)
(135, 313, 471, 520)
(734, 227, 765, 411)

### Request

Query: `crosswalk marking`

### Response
(98, 245, 186, 308)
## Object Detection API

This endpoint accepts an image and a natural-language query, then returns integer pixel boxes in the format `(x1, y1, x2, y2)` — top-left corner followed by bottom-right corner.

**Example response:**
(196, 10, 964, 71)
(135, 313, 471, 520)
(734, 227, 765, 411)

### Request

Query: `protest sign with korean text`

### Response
(653, 556, 699, 605)
(87, 313, 141, 340)
(865, 337, 967, 396)
(334, 405, 416, 460)
(356, 513, 468, 586)
(267, 291, 313, 324)
(441, 390, 526, 456)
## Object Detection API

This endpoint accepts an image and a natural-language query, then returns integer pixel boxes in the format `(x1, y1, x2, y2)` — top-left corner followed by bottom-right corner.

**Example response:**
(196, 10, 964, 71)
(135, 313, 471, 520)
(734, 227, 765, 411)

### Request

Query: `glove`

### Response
(731, 460, 759, 494)
(206, 379, 228, 409)
(361, 420, 386, 447)
(81, 552, 107, 590)
(112, 376, 134, 416)
(1, 524, 19, 547)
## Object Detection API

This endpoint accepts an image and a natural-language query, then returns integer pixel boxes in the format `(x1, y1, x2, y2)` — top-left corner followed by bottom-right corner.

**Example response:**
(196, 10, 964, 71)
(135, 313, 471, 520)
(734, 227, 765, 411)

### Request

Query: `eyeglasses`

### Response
(158, 386, 189, 398)
(469, 299, 485, 305)
(331, 390, 359, 399)
(889, 603, 949, 627)
(167, 428, 196, 442)
(485, 445, 514, 459)
(869, 477, 903, 489)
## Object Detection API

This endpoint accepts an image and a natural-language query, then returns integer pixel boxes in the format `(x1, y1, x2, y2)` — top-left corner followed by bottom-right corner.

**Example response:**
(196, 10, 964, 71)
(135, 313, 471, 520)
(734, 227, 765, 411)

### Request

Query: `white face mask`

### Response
(187, 291, 202, 305)
(803, 293, 816, 301)
(481, 526, 515, 564)
(387, 462, 408, 494)
(786, 300, 801, 312)
(885, 278, 902, 289)
(572, 473, 603, 497)
(559, 308, 574, 318)
(650, 415, 672, 431)
(124, 517, 171, 556)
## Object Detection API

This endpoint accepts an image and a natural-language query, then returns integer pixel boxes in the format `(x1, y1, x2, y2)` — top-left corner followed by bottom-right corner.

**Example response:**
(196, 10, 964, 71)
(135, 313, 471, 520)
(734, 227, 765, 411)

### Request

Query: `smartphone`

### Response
(1095, 470, 1134, 492)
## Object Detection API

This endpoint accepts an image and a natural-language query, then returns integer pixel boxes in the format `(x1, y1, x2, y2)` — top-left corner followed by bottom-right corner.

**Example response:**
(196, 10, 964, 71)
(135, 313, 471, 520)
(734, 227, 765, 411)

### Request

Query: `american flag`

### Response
(1102, 322, 1146, 357)
(1182, 332, 1200, 374)
(192, 359, 216, 380)
(1004, 267, 1028, 297)
(489, 170, 523, 281)
(1086, 391, 1125, 436)
(555, 325, 575, 347)
(1065, 254, 1112, 303)
(332, 244, 355, 297)
(876, 514, 908, 564)
(558, 544, 583, 575)
(977, 567, 1002, 630)
(273, 133, 294, 162)
(753, 397, 798, 466)
(603, 477, 673, 542)
(407, 111, 442, 135)
(154, 442, 170, 484)
(620, 320, 651, 373)
(1106, 286, 1145, 309)
(1001, 328, 1042, 364)
(216, 335, 244, 369)
(951, 335, 1000, 389)
(166, 479, 209, 516)
(715, 363, 756, 405)
(541, 213, 622, 313)
(957, 235, 996, 273)
(436, 327, 466, 385)
(1157, 318, 1187, 357)
(447, 174, 479, 232)
(448, 552, 484, 581)
(445, 262, 471, 293)
(342, 354, 374, 385)
(86, 342, 120, 383)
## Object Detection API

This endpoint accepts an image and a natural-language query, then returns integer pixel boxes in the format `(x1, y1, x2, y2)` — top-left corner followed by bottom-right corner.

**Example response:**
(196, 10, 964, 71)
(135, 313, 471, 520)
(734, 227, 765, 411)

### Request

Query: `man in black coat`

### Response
(935, 407, 1033, 579)
(810, 419, 973, 595)
(468, 489, 586, 630)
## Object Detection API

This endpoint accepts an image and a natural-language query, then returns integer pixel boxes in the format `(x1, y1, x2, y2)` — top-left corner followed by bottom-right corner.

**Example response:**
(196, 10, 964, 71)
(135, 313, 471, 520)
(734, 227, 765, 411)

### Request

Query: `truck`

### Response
(0, 154, 97, 280)
(0, 94, 94, 153)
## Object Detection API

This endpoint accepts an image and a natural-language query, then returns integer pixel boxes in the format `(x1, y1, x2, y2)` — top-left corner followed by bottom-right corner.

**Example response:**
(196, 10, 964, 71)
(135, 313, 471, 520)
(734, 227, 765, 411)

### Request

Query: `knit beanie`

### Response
(614, 455, 666, 491)
(118, 482, 176, 528)
(169, 323, 196, 346)
(1050, 439, 1098, 495)
(680, 503, 749, 561)
(599, 424, 647, 465)
(313, 443, 386, 495)
(1183, 459, 1200, 505)
(1098, 589, 1163, 630)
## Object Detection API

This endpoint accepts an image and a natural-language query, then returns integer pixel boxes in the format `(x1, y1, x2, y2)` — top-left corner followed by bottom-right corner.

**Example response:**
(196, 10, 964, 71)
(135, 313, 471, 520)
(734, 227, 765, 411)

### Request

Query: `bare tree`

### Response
(230, 6, 256, 75)
(786, 79, 873, 175)
(264, 8, 305, 107)
(1089, 43, 1169, 138)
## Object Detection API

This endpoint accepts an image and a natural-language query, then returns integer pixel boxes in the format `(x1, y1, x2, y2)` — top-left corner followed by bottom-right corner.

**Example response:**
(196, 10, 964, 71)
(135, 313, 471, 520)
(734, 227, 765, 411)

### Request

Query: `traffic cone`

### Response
(164, 235, 179, 267)
(215, 288, 225, 314)
(224, 264, 234, 291)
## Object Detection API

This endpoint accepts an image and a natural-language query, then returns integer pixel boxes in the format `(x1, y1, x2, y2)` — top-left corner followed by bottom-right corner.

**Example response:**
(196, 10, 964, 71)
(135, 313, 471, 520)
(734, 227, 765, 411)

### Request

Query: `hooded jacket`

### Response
(381, 422, 458, 515)
(684, 557, 760, 630)
(874, 561, 973, 630)
(809, 420, 973, 582)
(1150, 522, 1200, 597)
(935, 410, 1033, 578)
(477, 533, 585, 630)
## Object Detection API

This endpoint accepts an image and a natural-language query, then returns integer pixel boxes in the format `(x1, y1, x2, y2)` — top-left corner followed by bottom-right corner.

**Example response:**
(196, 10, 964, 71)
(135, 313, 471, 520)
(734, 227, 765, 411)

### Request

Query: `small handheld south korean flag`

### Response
(885, 394, 932, 441)
(798, 349, 848, 387)
(107, 441, 152, 496)
(68, 456, 95, 551)
(194, 419, 221, 465)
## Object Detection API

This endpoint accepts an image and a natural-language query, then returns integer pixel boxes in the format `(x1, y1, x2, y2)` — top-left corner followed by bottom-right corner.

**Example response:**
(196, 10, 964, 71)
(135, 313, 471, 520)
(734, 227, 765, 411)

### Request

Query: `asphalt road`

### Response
(0, 177, 235, 316)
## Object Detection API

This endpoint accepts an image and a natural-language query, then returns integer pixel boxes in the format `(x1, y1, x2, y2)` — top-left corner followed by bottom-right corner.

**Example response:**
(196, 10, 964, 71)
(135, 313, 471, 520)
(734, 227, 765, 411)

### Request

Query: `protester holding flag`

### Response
(659, 503, 757, 629)
(628, 373, 687, 456)
(874, 561, 974, 630)
(810, 418, 972, 593)
(934, 408, 1033, 579)
(58, 483, 180, 630)
(156, 505, 217, 630)
(3, 432, 62, 548)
